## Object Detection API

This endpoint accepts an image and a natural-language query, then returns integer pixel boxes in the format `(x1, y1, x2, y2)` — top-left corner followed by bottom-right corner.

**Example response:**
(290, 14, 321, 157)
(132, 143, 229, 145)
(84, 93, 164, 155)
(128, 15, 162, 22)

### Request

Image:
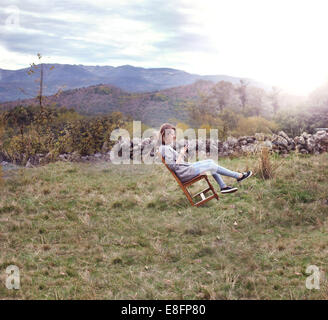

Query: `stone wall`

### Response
(109, 129, 328, 161)
(1, 129, 328, 168)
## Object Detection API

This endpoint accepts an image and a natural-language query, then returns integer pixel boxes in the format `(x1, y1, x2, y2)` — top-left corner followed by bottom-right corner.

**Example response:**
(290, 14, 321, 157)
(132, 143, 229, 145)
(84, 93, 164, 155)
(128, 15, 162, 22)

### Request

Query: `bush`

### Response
(94, 86, 112, 95)
(231, 116, 278, 137)
(0, 105, 132, 163)
(274, 106, 328, 137)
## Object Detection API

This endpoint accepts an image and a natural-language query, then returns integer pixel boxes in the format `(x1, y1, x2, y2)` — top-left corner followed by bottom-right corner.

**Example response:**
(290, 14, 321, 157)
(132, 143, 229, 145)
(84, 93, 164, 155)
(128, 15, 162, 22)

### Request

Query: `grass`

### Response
(0, 152, 328, 299)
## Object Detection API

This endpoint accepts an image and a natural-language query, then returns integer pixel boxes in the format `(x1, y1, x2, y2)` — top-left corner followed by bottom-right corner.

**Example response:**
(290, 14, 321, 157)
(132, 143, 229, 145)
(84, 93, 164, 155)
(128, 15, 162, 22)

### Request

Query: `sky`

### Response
(0, 0, 328, 96)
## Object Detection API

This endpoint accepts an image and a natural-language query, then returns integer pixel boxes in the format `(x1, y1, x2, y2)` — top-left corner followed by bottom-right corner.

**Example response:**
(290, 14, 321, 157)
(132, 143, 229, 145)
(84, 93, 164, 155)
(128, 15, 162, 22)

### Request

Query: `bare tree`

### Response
(203, 81, 234, 113)
(269, 86, 281, 115)
(235, 79, 249, 113)
(247, 86, 266, 116)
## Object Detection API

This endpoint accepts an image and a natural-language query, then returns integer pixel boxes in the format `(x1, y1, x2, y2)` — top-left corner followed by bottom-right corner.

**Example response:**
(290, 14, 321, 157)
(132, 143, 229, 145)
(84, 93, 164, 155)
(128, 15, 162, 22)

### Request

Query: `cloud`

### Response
(0, 0, 204, 69)
(1, 0, 328, 95)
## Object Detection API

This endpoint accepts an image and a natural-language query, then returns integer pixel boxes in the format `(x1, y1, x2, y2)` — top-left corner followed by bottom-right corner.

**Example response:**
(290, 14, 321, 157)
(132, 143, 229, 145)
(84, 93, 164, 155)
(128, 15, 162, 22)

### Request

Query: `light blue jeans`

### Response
(190, 159, 241, 189)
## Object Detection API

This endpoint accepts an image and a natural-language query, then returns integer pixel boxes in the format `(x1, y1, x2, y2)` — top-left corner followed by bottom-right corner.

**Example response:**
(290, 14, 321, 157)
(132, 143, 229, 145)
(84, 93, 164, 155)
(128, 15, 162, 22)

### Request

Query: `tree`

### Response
(203, 81, 234, 113)
(246, 86, 266, 117)
(218, 109, 241, 131)
(235, 79, 249, 113)
(187, 100, 208, 127)
(2, 106, 33, 140)
(269, 86, 281, 115)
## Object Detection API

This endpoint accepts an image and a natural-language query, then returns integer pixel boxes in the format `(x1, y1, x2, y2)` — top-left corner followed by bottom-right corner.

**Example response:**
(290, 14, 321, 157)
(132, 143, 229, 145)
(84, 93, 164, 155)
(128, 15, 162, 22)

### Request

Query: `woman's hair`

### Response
(157, 123, 176, 146)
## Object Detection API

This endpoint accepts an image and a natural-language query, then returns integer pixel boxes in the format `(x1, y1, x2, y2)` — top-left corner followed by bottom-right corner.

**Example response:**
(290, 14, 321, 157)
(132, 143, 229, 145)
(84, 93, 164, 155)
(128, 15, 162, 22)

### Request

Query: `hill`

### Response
(0, 80, 216, 127)
(0, 63, 269, 102)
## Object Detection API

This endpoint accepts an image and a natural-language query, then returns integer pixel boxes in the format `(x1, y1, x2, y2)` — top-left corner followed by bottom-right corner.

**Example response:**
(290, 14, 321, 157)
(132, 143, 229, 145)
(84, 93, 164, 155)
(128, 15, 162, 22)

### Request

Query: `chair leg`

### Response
(204, 176, 219, 201)
(179, 176, 219, 207)
(188, 177, 219, 207)
(182, 186, 195, 206)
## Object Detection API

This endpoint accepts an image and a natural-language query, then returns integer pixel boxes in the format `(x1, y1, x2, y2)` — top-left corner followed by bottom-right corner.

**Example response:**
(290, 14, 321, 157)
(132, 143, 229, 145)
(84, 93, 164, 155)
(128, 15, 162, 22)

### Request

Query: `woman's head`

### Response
(158, 123, 176, 145)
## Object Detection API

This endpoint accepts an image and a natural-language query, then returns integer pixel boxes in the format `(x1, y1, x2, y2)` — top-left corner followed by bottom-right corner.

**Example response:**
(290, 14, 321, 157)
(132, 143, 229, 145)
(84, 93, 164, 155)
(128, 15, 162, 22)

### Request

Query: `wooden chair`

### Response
(159, 154, 219, 207)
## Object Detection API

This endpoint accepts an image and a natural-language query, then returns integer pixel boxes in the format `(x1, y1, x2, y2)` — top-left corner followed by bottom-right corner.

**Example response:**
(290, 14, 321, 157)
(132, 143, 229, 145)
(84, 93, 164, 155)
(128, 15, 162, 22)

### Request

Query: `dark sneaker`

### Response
(220, 186, 238, 194)
(237, 170, 253, 182)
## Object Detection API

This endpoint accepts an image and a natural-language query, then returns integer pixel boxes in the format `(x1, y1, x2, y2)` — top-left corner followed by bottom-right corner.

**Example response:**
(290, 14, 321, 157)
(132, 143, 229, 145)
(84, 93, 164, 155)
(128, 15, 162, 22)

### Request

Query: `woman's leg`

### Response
(191, 159, 241, 189)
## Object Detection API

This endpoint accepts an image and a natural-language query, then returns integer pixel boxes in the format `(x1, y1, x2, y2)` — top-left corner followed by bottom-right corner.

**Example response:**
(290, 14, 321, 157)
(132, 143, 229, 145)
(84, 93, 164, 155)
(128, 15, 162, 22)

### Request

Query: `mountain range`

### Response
(0, 63, 269, 103)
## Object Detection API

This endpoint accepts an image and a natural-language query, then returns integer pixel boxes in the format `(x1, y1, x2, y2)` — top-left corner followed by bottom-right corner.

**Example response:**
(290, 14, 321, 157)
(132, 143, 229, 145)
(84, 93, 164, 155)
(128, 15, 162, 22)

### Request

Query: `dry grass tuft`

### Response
(256, 147, 282, 179)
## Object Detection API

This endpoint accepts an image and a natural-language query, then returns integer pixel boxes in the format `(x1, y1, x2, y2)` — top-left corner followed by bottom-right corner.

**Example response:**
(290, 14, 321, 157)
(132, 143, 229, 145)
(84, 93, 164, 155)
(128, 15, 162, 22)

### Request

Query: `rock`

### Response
(25, 155, 41, 166)
(227, 136, 238, 146)
(318, 134, 328, 144)
(223, 141, 230, 151)
(94, 152, 102, 158)
(260, 140, 272, 149)
(264, 140, 272, 148)
(59, 153, 69, 161)
(294, 136, 305, 145)
(316, 130, 327, 136)
(278, 131, 290, 141)
(141, 137, 151, 147)
(25, 159, 34, 168)
(306, 137, 316, 153)
(273, 135, 288, 147)
(239, 139, 248, 145)
(246, 136, 256, 143)
(255, 133, 265, 141)
(241, 144, 257, 153)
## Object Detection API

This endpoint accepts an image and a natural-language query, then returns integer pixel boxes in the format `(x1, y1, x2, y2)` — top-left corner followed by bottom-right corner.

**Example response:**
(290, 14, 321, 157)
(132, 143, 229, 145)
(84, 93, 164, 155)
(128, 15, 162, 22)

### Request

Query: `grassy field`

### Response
(0, 152, 328, 299)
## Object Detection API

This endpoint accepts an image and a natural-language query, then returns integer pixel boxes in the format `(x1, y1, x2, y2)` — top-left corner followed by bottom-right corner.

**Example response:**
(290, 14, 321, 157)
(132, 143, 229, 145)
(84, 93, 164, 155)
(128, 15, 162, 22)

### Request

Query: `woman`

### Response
(158, 123, 252, 194)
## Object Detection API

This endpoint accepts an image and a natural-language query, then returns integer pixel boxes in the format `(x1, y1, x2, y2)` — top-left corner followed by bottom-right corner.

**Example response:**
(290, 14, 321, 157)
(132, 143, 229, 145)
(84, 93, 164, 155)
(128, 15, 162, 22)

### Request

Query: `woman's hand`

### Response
(176, 145, 188, 164)
(180, 145, 188, 155)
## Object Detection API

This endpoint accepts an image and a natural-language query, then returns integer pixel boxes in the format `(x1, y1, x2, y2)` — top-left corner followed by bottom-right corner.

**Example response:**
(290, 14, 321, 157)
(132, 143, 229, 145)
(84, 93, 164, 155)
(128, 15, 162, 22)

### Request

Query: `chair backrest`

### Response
(158, 151, 184, 185)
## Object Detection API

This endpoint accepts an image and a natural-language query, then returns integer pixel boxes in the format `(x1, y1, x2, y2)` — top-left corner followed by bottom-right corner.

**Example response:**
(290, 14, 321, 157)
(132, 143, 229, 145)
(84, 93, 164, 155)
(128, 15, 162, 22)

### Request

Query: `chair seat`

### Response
(182, 174, 207, 186)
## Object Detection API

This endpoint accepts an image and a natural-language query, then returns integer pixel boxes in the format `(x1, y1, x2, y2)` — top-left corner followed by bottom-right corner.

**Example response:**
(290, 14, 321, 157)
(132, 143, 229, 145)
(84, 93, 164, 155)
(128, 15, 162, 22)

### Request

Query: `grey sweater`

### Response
(159, 144, 198, 183)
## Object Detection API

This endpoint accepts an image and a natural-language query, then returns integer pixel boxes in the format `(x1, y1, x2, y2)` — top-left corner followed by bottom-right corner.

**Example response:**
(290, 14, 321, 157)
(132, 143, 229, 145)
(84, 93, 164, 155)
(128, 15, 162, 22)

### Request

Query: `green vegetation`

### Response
(1, 152, 327, 299)
(0, 106, 141, 165)
(94, 86, 113, 95)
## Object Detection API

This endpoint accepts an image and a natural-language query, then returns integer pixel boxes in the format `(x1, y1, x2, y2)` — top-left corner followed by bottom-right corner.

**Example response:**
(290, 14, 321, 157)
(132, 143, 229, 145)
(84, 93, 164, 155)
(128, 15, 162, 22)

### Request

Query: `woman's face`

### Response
(164, 128, 176, 145)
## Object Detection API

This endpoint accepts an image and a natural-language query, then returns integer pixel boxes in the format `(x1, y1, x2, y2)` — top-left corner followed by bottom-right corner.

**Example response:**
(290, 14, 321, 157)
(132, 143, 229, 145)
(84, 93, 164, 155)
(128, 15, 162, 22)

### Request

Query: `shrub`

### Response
(255, 147, 282, 179)
(231, 116, 278, 137)
(94, 86, 112, 95)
